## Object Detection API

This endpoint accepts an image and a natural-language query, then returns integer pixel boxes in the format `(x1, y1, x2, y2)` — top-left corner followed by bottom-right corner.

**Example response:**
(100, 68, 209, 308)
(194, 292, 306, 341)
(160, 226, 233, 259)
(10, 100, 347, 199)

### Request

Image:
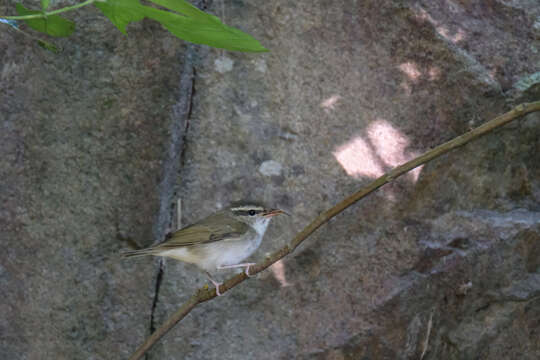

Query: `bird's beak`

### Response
(263, 209, 288, 217)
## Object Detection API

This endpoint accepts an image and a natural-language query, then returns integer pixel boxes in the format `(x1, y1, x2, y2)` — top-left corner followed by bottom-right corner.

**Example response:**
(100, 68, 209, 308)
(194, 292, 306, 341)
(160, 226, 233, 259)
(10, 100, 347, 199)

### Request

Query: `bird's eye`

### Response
(248, 210, 256, 216)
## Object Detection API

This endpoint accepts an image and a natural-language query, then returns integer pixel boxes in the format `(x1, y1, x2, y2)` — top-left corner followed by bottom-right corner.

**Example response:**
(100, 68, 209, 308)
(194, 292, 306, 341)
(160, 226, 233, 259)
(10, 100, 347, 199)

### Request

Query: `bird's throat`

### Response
(251, 218, 271, 235)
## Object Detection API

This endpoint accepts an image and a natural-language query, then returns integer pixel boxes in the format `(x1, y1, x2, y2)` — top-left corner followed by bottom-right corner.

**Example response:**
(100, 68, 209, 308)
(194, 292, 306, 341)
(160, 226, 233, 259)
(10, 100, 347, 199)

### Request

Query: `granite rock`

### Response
(1, 0, 539, 359)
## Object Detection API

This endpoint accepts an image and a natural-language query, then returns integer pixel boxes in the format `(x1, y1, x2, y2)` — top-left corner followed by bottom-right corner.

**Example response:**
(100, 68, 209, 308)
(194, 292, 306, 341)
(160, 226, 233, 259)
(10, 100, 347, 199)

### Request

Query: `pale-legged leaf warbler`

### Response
(123, 203, 285, 295)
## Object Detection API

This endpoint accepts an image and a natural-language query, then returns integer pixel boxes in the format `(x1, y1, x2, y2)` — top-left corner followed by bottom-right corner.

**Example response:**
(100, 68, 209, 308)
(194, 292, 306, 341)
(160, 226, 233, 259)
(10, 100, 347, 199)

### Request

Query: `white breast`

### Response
(159, 217, 272, 272)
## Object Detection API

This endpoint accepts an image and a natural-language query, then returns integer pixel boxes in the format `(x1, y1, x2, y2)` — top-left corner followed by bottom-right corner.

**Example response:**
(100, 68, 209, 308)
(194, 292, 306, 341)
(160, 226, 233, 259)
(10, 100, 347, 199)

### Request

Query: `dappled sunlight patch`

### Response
(399, 62, 422, 82)
(367, 120, 423, 182)
(428, 66, 441, 81)
(436, 25, 465, 44)
(334, 137, 384, 178)
(320, 94, 341, 111)
(270, 259, 291, 287)
(333, 119, 423, 183)
(398, 62, 443, 84)
(413, 6, 467, 44)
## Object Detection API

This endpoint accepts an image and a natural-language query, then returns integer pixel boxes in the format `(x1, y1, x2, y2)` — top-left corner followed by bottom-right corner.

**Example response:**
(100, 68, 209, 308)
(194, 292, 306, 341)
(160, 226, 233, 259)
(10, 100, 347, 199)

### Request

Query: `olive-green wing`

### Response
(155, 212, 249, 248)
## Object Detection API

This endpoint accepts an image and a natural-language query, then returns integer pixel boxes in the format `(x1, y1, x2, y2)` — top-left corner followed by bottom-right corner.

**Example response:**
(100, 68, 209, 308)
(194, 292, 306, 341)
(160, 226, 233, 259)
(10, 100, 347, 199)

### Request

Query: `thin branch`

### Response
(420, 310, 434, 360)
(0, 0, 96, 20)
(128, 101, 540, 360)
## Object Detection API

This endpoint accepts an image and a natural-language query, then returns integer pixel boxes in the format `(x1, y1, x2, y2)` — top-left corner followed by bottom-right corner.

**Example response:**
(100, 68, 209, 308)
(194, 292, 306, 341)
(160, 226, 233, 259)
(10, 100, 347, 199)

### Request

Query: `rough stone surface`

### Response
(259, 160, 283, 176)
(1, 0, 540, 360)
(153, 1, 540, 360)
(0, 2, 186, 359)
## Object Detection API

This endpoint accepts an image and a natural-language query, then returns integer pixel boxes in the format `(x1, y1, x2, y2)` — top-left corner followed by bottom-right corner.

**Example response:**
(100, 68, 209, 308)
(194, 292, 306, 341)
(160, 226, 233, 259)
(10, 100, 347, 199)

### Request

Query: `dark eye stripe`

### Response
(233, 210, 262, 216)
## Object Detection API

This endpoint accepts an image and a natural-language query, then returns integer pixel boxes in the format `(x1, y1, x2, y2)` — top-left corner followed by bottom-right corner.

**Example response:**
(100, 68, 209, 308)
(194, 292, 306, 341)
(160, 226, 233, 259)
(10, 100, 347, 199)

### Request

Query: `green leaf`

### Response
(41, 0, 51, 10)
(149, 0, 220, 24)
(144, 7, 268, 52)
(37, 39, 60, 53)
(15, 3, 74, 37)
(94, 0, 145, 35)
(95, 0, 268, 52)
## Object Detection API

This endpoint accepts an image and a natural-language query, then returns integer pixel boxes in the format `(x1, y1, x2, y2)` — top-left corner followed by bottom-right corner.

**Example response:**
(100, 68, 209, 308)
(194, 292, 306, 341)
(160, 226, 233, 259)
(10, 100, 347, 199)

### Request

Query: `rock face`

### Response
(1, 1, 539, 360)
(0, 3, 187, 359)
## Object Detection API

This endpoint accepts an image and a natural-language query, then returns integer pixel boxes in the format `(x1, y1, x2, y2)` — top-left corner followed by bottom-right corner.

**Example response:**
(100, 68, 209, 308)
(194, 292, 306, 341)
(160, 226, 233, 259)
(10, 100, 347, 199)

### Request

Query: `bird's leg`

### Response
(205, 271, 223, 296)
(218, 263, 256, 277)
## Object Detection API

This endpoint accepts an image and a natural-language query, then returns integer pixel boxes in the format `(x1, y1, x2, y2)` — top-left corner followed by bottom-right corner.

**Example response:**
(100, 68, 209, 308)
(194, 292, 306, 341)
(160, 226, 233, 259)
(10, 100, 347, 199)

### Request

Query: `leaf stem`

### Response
(0, 0, 96, 20)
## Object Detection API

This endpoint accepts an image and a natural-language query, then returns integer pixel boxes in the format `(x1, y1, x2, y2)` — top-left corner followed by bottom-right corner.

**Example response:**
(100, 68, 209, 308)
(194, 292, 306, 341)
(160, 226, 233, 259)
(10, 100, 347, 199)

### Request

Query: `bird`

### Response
(123, 203, 285, 295)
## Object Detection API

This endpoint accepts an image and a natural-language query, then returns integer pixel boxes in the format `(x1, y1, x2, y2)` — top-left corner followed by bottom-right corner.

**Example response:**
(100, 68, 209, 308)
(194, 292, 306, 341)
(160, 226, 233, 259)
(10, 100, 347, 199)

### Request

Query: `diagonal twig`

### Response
(128, 101, 540, 360)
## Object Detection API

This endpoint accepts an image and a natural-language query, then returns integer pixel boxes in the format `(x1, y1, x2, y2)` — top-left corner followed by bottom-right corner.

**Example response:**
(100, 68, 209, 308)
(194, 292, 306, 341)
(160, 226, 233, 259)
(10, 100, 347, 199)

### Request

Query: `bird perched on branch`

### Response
(123, 203, 285, 295)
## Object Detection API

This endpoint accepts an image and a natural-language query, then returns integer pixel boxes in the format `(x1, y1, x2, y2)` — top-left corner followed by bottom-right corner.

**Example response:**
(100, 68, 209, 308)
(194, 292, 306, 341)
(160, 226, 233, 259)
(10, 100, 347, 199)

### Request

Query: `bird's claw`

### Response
(244, 264, 254, 277)
(212, 280, 223, 296)
(206, 271, 223, 296)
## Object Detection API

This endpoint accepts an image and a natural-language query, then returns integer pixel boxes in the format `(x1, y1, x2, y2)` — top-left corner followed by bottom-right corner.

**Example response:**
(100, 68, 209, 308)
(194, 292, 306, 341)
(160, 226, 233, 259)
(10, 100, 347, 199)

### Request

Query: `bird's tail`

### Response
(121, 248, 160, 258)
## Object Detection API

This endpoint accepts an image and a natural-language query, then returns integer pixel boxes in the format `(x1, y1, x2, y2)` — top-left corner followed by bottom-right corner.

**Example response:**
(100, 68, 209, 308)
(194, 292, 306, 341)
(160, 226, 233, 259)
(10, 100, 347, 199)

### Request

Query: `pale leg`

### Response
(205, 271, 223, 296)
(218, 263, 256, 277)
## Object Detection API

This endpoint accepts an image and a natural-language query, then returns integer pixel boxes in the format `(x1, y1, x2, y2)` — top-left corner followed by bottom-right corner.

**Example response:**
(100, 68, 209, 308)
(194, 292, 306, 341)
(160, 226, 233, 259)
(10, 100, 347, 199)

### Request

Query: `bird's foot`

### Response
(218, 263, 256, 277)
(206, 272, 223, 296)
